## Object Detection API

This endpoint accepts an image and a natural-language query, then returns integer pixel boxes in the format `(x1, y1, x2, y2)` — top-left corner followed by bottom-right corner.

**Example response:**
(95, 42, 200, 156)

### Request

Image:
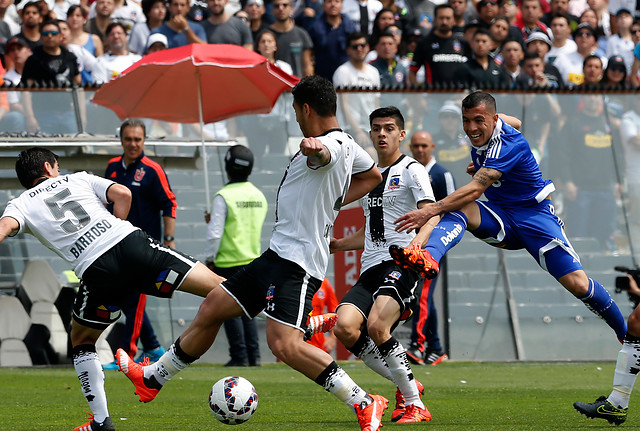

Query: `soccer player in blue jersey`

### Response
(391, 91, 627, 343)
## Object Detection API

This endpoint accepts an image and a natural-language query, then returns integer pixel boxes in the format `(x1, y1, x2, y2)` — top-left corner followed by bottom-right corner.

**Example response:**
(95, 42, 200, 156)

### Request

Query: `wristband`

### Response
(163, 235, 175, 241)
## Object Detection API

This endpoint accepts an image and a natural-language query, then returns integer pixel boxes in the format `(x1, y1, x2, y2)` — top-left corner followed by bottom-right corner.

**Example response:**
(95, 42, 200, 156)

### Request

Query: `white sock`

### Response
(356, 335, 394, 381)
(73, 347, 109, 423)
(318, 362, 370, 411)
(379, 337, 424, 409)
(144, 343, 189, 386)
(609, 336, 640, 409)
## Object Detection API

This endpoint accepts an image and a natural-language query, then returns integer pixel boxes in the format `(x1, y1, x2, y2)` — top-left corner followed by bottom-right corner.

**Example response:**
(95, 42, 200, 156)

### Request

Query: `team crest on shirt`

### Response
(453, 40, 462, 51)
(155, 269, 179, 293)
(134, 167, 146, 182)
(388, 176, 400, 189)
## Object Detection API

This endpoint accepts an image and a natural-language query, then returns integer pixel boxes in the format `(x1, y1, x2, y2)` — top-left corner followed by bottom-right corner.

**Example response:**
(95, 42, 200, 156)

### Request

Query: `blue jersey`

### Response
(471, 119, 555, 207)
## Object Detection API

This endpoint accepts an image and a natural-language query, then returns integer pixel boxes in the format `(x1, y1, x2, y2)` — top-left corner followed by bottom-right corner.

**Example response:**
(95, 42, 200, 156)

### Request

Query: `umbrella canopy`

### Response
(92, 43, 300, 124)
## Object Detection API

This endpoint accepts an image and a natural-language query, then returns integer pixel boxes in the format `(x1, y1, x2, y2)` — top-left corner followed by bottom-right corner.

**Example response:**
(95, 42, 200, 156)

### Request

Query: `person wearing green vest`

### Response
(204, 145, 267, 366)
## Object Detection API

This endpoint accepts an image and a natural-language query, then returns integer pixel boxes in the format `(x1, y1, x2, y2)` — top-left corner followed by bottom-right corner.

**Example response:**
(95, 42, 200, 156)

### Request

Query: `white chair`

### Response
(0, 296, 32, 366)
(18, 260, 68, 361)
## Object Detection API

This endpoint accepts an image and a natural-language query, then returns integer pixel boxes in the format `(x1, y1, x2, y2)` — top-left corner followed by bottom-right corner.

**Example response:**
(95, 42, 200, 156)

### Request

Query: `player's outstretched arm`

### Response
(0, 217, 19, 244)
(107, 183, 132, 220)
(330, 225, 365, 253)
(342, 166, 382, 206)
(395, 167, 501, 232)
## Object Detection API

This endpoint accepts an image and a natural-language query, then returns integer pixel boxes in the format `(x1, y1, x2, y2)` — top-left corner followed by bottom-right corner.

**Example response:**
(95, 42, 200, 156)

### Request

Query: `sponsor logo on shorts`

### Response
(95, 304, 120, 320)
(266, 285, 275, 312)
(388, 271, 401, 280)
(155, 269, 179, 293)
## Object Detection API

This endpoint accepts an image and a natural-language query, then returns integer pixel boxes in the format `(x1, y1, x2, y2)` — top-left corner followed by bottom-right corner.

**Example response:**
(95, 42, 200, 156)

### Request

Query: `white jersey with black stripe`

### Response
(2, 171, 138, 277)
(270, 129, 376, 280)
(360, 154, 435, 273)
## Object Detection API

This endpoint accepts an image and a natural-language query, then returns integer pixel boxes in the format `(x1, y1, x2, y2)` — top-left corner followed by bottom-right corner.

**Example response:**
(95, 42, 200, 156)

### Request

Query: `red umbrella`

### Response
(92, 44, 300, 203)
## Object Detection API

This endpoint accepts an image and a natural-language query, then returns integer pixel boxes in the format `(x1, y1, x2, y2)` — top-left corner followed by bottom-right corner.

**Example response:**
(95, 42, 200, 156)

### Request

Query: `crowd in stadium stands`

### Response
(0, 0, 638, 89)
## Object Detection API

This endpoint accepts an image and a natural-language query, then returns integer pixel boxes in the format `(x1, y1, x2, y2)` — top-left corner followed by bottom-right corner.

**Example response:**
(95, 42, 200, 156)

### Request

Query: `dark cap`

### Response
(607, 55, 627, 70)
(615, 7, 632, 17)
(526, 31, 552, 47)
(573, 22, 595, 37)
(5, 36, 29, 52)
(476, 0, 498, 10)
(225, 145, 254, 179)
(464, 19, 481, 31)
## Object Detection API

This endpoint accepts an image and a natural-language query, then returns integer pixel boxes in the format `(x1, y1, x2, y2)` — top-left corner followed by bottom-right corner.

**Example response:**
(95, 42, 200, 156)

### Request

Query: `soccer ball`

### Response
(208, 376, 259, 425)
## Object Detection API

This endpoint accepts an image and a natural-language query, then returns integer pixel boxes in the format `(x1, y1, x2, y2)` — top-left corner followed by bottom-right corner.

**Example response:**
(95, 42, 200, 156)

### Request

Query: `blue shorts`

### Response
(471, 199, 583, 279)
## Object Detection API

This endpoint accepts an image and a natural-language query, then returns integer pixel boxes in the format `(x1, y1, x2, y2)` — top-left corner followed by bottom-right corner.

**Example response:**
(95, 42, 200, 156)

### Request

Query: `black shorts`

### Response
(221, 249, 322, 331)
(339, 260, 419, 323)
(73, 230, 198, 330)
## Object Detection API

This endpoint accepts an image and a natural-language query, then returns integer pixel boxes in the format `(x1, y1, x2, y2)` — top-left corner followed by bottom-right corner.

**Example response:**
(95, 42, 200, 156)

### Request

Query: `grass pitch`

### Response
(0, 361, 627, 430)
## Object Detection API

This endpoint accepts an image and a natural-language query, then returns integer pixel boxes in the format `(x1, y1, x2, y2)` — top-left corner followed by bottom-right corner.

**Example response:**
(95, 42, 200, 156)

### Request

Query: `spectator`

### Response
(97, 22, 142, 81)
(22, 19, 81, 133)
(204, 145, 267, 368)
(0, 36, 28, 132)
(586, 0, 611, 38)
(16, 1, 43, 50)
(152, 0, 206, 48)
(524, 30, 563, 86)
(103, 119, 177, 369)
(342, 0, 382, 35)
(380, 0, 413, 33)
(88, 0, 145, 34)
(501, 38, 525, 84)
(581, 53, 604, 85)
(269, 0, 314, 77)
(546, 13, 577, 65)
(0, 0, 20, 36)
(370, 28, 407, 88)
(368, 7, 395, 48)
(85, 0, 114, 46)
(620, 96, 640, 254)
(305, 0, 356, 80)
(499, 0, 519, 26)
(431, 101, 470, 185)
(554, 22, 607, 86)
(52, 0, 73, 20)
(476, 0, 499, 28)
(366, 21, 402, 61)
(541, 0, 579, 28)
(128, 0, 167, 55)
(67, 5, 104, 61)
(453, 27, 507, 87)
(59, 18, 108, 84)
(145, 31, 167, 53)
(579, 8, 608, 55)
(463, 18, 480, 44)
(202, 0, 253, 48)
(332, 31, 380, 149)
(449, 0, 468, 38)
(245, 0, 269, 41)
(409, 4, 469, 86)
(601, 54, 628, 87)
(0, 1, 11, 54)
(405, 130, 454, 367)
(186, 0, 210, 23)
(630, 20, 640, 84)
(518, 0, 554, 40)
(514, 50, 557, 87)
(488, 15, 510, 56)
(606, 8, 635, 73)
(292, 0, 323, 29)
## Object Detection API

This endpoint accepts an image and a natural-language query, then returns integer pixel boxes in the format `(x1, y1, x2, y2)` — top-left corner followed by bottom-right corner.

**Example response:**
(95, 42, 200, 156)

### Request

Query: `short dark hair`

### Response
(583, 54, 602, 68)
(106, 21, 127, 36)
(21, 1, 41, 14)
(550, 12, 571, 25)
(16, 147, 59, 189)
(40, 20, 61, 33)
(462, 91, 497, 113)
(291, 75, 337, 117)
(523, 50, 542, 62)
(120, 118, 146, 139)
(141, 0, 165, 18)
(66, 4, 87, 18)
(369, 106, 405, 129)
(434, 3, 454, 18)
(347, 31, 368, 45)
(473, 27, 492, 39)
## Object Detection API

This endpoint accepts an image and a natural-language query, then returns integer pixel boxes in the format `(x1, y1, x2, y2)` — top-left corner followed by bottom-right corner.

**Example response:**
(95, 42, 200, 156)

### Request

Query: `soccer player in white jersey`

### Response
(330, 106, 440, 424)
(0, 147, 225, 431)
(116, 76, 391, 431)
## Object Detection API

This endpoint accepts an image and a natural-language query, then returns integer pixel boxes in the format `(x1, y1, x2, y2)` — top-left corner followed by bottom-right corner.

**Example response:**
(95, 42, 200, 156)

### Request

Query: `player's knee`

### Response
(366, 319, 390, 345)
(266, 333, 297, 363)
(333, 320, 358, 347)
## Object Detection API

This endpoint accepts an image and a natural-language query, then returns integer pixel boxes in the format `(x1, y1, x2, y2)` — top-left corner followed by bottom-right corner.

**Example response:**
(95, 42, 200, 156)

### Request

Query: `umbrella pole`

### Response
(196, 71, 211, 209)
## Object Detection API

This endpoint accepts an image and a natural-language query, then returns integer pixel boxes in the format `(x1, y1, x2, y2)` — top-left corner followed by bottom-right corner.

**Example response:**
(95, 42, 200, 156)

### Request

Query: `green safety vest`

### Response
(214, 182, 268, 268)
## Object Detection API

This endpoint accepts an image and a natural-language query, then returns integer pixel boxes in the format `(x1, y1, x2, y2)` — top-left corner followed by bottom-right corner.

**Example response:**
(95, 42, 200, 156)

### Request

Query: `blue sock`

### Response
(579, 278, 627, 340)
(425, 211, 468, 262)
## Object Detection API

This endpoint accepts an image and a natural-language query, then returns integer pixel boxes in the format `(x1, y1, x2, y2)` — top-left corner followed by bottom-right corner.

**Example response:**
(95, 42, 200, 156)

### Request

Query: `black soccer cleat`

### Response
(573, 395, 627, 426)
